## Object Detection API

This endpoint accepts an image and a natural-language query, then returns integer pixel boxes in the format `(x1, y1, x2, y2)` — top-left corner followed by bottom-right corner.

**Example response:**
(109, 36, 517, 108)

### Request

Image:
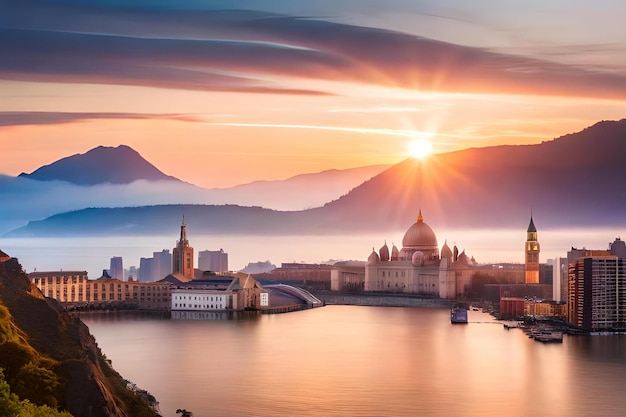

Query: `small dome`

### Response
(402, 210, 438, 251)
(441, 240, 453, 259)
(379, 242, 390, 262)
(367, 250, 380, 266)
(412, 251, 425, 267)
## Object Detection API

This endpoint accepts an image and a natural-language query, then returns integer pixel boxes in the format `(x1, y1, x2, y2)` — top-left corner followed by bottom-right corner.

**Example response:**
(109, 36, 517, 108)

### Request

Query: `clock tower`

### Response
(525, 215, 540, 284)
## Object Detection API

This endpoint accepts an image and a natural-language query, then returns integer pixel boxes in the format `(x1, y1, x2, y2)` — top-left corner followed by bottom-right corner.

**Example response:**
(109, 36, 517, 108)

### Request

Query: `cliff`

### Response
(0, 255, 160, 417)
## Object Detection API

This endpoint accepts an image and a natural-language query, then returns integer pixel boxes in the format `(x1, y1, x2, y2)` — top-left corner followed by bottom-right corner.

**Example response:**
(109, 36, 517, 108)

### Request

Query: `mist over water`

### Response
(81, 307, 626, 417)
(1, 228, 623, 277)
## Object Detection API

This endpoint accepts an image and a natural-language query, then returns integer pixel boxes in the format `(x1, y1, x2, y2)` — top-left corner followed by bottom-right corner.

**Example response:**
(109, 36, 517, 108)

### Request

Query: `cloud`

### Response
(1, 1, 625, 99)
(0, 111, 212, 127)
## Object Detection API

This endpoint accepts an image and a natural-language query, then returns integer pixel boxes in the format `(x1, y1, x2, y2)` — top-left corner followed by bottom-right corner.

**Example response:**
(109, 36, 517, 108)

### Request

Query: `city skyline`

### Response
(1, 1, 626, 188)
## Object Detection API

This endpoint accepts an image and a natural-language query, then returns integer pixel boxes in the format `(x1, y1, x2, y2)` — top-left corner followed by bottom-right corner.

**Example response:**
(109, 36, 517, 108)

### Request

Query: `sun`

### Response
(409, 138, 433, 159)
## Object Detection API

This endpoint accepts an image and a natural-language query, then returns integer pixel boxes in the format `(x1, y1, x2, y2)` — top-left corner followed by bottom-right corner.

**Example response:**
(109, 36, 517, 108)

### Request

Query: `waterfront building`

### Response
(525, 216, 540, 284)
(257, 262, 332, 290)
(331, 261, 366, 292)
(198, 249, 228, 273)
(500, 296, 566, 319)
(29, 271, 171, 309)
(172, 219, 194, 278)
(109, 256, 123, 281)
(364, 211, 478, 299)
(170, 273, 269, 312)
(567, 255, 626, 331)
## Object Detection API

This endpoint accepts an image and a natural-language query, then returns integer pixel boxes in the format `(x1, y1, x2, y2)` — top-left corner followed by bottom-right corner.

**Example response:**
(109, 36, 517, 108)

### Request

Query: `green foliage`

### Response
(0, 340, 36, 380)
(0, 369, 72, 417)
(176, 409, 193, 417)
(0, 304, 15, 344)
(13, 362, 61, 407)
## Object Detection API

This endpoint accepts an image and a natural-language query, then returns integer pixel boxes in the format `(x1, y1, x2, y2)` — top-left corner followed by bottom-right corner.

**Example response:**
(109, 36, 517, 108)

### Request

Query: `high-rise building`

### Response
(568, 255, 626, 331)
(524, 216, 540, 284)
(153, 250, 172, 281)
(138, 257, 154, 282)
(552, 257, 568, 302)
(198, 249, 229, 273)
(109, 256, 123, 280)
(172, 218, 194, 278)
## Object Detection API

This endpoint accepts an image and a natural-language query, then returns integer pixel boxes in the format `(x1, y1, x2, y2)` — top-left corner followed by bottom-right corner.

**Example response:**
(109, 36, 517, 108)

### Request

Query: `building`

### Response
(525, 216, 540, 284)
(331, 261, 366, 292)
(198, 249, 228, 273)
(29, 271, 171, 309)
(364, 210, 478, 299)
(567, 255, 626, 331)
(552, 257, 568, 302)
(138, 257, 154, 282)
(109, 256, 123, 280)
(153, 249, 172, 281)
(172, 219, 194, 278)
(170, 273, 270, 312)
(257, 262, 332, 290)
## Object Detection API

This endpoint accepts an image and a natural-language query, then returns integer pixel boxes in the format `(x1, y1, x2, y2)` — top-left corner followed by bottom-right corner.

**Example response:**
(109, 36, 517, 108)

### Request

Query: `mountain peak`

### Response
(18, 145, 181, 186)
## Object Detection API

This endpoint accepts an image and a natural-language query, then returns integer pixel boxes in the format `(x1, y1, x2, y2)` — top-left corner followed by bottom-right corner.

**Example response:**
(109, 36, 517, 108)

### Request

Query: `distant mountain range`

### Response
(0, 145, 388, 233)
(18, 144, 182, 185)
(5, 118, 626, 237)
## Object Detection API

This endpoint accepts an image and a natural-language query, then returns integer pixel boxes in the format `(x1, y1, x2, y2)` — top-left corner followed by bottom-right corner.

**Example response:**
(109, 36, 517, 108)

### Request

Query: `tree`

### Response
(176, 409, 193, 417)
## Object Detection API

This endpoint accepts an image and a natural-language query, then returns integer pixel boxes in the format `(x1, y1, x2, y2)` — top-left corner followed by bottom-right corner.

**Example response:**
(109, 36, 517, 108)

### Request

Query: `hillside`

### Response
(317, 118, 626, 230)
(0, 254, 160, 417)
(5, 118, 626, 236)
(18, 145, 181, 185)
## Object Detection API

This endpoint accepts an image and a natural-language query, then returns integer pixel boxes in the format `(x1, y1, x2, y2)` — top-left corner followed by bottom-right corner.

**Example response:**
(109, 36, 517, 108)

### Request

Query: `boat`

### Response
(451, 305, 468, 324)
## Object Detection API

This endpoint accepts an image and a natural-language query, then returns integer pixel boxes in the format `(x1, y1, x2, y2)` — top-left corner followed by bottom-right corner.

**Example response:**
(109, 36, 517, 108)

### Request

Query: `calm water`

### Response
(81, 306, 626, 417)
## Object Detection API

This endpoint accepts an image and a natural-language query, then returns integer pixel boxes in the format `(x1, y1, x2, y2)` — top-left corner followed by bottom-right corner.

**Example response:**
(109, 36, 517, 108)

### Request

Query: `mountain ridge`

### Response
(5, 118, 626, 236)
(18, 144, 182, 185)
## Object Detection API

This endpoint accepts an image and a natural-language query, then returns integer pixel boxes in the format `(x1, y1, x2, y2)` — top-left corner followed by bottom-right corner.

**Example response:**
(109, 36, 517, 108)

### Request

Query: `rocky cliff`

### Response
(0, 254, 160, 417)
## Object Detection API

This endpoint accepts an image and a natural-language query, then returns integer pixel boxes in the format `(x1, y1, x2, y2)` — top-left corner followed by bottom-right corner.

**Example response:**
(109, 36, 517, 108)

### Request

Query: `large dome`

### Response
(402, 211, 438, 251)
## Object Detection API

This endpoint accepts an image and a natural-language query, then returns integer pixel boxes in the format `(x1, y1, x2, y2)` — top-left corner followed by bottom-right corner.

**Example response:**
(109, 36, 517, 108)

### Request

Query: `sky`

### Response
(1, 0, 626, 188)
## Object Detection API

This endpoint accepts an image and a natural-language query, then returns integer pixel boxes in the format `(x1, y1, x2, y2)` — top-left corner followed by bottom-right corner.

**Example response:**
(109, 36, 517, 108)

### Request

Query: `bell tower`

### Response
(173, 216, 194, 278)
(525, 215, 540, 284)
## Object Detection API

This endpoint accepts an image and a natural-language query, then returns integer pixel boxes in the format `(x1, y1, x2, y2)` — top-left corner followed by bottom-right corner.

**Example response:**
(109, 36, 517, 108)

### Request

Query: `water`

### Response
(2, 228, 622, 278)
(81, 306, 626, 417)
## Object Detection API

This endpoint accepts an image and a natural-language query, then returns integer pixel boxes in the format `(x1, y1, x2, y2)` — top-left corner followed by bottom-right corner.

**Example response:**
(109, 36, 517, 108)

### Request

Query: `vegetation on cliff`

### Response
(0, 256, 160, 417)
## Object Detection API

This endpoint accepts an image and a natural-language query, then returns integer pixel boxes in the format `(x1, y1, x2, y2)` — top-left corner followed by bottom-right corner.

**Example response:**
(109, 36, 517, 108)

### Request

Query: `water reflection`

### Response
(81, 306, 626, 417)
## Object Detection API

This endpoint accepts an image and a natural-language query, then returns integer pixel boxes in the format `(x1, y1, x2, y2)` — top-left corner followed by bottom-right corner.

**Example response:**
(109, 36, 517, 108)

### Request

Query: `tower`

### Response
(172, 217, 194, 278)
(525, 215, 540, 284)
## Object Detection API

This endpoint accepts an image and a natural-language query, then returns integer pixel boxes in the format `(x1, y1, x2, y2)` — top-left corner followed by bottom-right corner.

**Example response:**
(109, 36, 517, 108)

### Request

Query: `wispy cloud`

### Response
(0, 111, 209, 127)
(1, 2, 625, 99)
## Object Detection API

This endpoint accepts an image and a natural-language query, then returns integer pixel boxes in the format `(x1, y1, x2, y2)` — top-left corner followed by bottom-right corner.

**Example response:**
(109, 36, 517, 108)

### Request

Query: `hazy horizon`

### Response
(3, 227, 623, 279)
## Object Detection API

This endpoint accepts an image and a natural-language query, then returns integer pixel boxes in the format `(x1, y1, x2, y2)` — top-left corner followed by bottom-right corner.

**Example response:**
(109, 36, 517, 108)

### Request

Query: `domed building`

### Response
(364, 211, 477, 299)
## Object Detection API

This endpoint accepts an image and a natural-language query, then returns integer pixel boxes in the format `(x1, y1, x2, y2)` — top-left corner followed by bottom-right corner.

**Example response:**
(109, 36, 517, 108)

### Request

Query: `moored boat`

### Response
(451, 305, 468, 324)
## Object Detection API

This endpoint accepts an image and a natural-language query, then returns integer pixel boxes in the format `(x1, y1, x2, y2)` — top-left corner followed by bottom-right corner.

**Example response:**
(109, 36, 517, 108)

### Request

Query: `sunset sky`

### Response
(1, 0, 626, 188)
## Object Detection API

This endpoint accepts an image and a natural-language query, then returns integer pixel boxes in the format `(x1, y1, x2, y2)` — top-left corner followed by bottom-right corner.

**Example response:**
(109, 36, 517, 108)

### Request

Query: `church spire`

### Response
(417, 210, 423, 223)
(527, 215, 537, 233)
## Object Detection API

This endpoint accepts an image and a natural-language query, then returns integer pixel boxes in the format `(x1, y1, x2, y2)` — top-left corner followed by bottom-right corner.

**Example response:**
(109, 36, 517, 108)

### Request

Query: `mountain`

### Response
(18, 144, 181, 185)
(6, 119, 626, 236)
(318, 118, 626, 230)
(0, 151, 388, 234)
(0, 255, 159, 416)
